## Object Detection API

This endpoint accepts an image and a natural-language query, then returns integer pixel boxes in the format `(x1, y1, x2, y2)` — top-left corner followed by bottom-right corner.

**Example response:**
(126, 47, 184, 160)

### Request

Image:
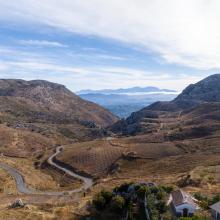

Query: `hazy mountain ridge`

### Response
(77, 86, 177, 94)
(110, 74, 220, 135)
(78, 86, 178, 118)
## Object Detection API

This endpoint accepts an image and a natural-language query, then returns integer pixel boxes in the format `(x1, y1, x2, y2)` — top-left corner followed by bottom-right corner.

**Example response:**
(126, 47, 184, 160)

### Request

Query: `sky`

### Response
(0, 0, 219, 92)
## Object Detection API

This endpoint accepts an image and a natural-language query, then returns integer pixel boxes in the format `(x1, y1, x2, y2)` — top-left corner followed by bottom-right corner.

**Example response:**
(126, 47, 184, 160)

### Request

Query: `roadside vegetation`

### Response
(194, 192, 220, 209)
(92, 182, 173, 219)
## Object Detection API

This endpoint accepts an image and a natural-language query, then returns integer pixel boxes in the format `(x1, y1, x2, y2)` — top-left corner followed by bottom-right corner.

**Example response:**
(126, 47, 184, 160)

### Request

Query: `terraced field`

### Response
(57, 140, 124, 178)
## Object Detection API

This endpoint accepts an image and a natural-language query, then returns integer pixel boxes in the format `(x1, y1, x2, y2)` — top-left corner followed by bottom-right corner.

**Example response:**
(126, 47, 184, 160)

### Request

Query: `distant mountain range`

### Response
(77, 86, 177, 95)
(77, 86, 179, 118)
(110, 74, 220, 136)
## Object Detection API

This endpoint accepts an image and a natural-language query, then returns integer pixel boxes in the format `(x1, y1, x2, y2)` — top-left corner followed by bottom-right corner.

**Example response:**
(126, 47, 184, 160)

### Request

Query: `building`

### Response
(169, 189, 198, 217)
(210, 201, 220, 220)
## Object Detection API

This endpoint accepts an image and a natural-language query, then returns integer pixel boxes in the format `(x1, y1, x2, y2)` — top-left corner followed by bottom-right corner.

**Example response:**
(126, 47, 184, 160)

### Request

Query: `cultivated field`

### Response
(57, 139, 124, 178)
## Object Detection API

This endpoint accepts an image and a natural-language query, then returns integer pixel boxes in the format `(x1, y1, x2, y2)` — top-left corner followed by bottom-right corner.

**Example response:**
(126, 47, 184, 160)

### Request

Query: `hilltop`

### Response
(110, 74, 220, 135)
(0, 79, 118, 157)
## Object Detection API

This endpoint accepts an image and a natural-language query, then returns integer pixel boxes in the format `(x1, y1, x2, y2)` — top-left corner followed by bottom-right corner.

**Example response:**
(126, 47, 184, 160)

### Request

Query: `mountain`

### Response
(77, 86, 178, 118)
(174, 74, 220, 104)
(77, 86, 176, 95)
(0, 79, 118, 157)
(57, 74, 220, 193)
(110, 74, 220, 136)
(0, 79, 117, 127)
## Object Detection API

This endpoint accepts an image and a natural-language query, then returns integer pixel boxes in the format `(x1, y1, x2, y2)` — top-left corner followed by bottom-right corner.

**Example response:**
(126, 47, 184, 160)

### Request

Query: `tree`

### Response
(156, 190, 166, 200)
(93, 193, 106, 210)
(150, 186, 159, 194)
(194, 192, 207, 201)
(209, 194, 220, 205)
(111, 195, 125, 213)
(100, 189, 113, 204)
(156, 200, 167, 213)
(161, 185, 174, 194)
(137, 186, 150, 199)
(127, 201, 134, 220)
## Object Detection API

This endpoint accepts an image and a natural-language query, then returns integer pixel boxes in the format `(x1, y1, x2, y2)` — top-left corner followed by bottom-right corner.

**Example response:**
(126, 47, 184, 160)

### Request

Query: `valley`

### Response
(0, 75, 220, 219)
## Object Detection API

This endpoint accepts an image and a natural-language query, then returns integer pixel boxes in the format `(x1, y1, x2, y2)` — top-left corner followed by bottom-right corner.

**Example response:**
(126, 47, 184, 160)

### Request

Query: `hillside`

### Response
(57, 74, 220, 193)
(0, 79, 118, 157)
(110, 74, 220, 135)
(0, 79, 118, 126)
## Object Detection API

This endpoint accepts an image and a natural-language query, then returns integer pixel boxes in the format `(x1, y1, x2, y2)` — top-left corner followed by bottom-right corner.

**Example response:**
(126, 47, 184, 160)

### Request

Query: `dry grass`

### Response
(0, 156, 81, 192)
(0, 124, 56, 158)
(58, 139, 124, 177)
(0, 168, 17, 195)
(0, 204, 79, 220)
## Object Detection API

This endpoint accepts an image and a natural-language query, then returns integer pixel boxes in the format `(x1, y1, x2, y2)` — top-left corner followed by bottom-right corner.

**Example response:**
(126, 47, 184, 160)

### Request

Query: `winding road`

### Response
(0, 146, 93, 196)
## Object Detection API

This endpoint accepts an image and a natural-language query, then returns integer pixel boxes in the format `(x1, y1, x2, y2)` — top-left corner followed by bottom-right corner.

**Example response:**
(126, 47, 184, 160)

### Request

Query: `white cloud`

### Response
(1, 0, 220, 69)
(19, 40, 67, 48)
(0, 63, 8, 71)
(0, 57, 203, 91)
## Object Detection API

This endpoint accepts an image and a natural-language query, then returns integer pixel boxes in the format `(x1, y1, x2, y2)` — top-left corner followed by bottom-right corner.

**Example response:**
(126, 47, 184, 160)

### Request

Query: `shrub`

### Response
(155, 200, 167, 213)
(194, 192, 207, 201)
(151, 208, 159, 220)
(150, 186, 159, 194)
(111, 195, 125, 213)
(100, 189, 113, 204)
(199, 200, 209, 210)
(156, 190, 166, 200)
(127, 201, 134, 220)
(93, 194, 106, 210)
(117, 183, 131, 193)
(137, 186, 150, 199)
(161, 185, 174, 194)
(209, 194, 220, 205)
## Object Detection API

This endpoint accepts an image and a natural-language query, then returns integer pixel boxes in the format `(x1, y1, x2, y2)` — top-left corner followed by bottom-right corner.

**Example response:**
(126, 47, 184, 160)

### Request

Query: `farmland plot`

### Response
(57, 140, 124, 177)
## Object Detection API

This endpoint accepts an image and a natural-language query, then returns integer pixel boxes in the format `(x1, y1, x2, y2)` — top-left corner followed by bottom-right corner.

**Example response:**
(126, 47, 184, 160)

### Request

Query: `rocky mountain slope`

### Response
(0, 79, 118, 157)
(0, 79, 118, 127)
(110, 74, 220, 136)
(57, 74, 220, 192)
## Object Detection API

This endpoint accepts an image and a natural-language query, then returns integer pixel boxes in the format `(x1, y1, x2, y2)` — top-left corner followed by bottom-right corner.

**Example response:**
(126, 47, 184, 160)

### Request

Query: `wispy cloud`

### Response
(0, 56, 203, 91)
(19, 40, 68, 48)
(1, 0, 220, 69)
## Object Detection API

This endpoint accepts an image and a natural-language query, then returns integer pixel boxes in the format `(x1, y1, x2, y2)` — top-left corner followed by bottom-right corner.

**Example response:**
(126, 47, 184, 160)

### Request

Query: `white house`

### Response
(169, 189, 198, 217)
(210, 201, 220, 220)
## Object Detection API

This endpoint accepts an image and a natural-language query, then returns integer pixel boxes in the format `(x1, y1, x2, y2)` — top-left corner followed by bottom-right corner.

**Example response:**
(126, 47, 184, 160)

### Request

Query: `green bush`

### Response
(100, 189, 113, 204)
(151, 208, 159, 220)
(161, 185, 174, 194)
(137, 186, 150, 199)
(156, 200, 167, 213)
(209, 194, 220, 205)
(150, 186, 159, 194)
(194, 192, 207, 201)
(117, 183, 131, 193)
(194, 192, 220, 209)
(111, 195, 125, 213)
(156, 190, 166, 200)
(93, 194, 106, 210)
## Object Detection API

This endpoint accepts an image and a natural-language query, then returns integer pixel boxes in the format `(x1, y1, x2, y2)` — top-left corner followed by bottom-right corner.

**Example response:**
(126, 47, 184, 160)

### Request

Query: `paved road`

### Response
(0, 146, 93, 196)
(48, 146, 93, 193)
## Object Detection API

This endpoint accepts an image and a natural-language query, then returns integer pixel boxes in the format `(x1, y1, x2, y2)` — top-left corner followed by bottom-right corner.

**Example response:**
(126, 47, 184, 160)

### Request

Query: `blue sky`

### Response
(0, 0, 219, 92)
